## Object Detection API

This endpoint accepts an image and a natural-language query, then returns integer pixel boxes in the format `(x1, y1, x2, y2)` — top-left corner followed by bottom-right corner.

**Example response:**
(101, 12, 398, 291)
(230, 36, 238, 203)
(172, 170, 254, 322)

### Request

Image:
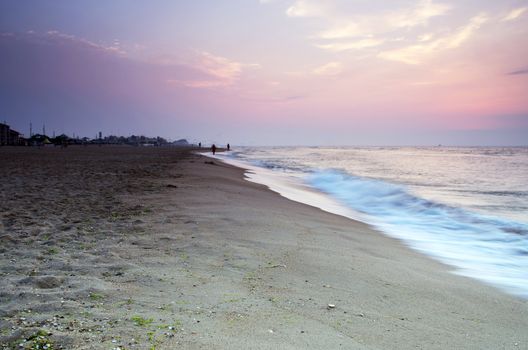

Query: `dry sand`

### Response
(0, 146, 527, 349)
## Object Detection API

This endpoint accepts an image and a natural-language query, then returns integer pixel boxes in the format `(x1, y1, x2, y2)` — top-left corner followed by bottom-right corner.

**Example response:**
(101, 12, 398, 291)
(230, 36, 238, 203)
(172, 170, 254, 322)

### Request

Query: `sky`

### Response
(0, 0, 527, 146)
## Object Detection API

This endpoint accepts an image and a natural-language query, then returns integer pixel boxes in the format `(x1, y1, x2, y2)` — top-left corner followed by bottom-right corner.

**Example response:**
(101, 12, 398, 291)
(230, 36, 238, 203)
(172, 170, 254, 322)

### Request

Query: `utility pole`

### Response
(43, 124, 46, 136)
(30, 122, 33, 137)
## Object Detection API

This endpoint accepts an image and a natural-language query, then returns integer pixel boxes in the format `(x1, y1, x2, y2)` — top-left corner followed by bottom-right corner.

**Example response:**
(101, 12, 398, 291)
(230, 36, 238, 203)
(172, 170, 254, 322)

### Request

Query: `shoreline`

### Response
(1, 146, 527, 349)
(210, 151, 528, 299)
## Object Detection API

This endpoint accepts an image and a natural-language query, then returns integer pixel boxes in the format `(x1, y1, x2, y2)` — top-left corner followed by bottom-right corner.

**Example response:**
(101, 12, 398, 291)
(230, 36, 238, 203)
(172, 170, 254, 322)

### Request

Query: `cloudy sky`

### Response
(1, 0, 527, 145)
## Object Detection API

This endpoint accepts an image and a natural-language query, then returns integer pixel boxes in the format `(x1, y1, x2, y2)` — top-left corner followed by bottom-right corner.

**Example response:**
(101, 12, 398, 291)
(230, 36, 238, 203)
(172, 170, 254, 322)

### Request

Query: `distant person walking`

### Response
(227, 143, 230, 151)
(198, 142, 201, 148)
(211, 144, 217, 155)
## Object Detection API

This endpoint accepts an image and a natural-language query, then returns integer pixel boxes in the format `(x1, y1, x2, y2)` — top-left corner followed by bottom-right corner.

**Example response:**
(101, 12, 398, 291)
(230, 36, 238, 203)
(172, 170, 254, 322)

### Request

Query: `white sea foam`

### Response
(205, 153, 365, 221)
(308, 169, 528, 298)
(206, 148, 528, 298)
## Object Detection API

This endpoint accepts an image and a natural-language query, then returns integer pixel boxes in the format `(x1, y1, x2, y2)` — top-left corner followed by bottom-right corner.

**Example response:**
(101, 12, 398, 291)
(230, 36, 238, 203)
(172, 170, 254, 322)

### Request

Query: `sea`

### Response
(210, 147, 528, 299)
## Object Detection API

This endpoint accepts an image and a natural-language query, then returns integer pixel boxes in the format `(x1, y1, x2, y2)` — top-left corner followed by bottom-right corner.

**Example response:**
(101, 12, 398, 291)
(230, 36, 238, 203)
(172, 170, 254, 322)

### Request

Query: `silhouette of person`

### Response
(227, 143, 230, 151)
(198, 142, 202, 148)
(211, 144, 217, 155)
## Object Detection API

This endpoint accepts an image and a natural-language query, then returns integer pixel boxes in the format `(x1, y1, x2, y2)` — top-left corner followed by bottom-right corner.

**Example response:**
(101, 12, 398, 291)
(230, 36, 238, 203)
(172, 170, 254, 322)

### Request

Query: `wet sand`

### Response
(1, 146, 527, 349)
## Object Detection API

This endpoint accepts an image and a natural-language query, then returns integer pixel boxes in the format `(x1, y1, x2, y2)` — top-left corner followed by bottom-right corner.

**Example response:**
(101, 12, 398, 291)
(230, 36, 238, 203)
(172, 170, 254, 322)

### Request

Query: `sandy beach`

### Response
(1, 146, 527, 349)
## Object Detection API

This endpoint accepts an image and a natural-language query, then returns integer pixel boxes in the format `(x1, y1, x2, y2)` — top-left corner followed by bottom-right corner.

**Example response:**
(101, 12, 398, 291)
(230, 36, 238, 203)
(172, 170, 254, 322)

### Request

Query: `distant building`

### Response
(172, 139, 190, 147)
(9, 129, 20, 145)
(0, 123, 24, 146)
(0, 123, 8, 145)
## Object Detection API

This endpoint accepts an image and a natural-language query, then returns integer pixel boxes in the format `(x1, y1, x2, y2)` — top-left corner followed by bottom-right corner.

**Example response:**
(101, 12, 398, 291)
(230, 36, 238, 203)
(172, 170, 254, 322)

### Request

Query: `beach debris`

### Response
(21, 330, 54, 350)
(268, 329, 274, 334)
(35, 276, 64, 289)
(265, 264, 286, 269)
(323, 284, 331, 288)
(327, 304, 336, 309)
(166, 184, 178, 188)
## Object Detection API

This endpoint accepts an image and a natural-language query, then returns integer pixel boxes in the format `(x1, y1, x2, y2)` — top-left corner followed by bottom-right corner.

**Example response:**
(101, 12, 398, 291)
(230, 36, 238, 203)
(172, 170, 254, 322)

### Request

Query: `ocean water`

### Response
(211, 147, 528, 298)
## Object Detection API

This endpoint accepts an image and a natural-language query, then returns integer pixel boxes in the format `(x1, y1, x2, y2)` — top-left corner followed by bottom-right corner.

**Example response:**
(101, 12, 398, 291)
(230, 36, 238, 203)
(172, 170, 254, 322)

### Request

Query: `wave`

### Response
(307, 169, 528, 298)
(214, 150, 528, 298)
(233, 155, 309, 174)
